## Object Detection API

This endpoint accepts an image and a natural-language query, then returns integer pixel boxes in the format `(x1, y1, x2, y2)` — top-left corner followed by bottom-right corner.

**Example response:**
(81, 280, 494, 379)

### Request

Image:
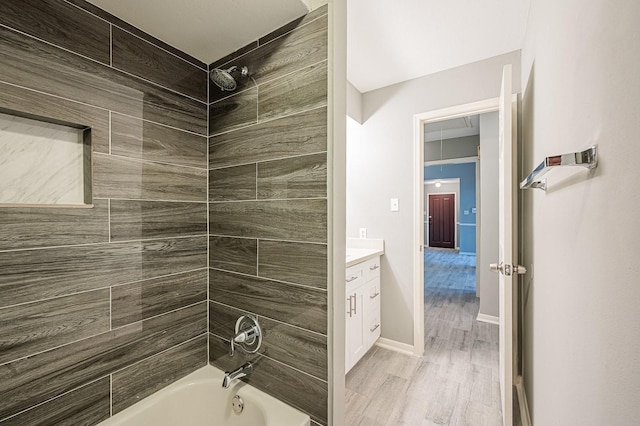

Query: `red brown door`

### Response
(428, 194, 455, 249)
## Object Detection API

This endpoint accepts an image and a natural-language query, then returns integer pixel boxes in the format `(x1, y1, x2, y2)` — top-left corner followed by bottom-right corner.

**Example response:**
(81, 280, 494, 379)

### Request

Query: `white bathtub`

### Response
(99, 365, 310, 426)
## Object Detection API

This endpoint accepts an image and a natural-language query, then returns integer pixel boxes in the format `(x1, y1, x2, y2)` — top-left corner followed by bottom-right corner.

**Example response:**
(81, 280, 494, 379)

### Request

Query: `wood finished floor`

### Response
(345, 250, 501, 425)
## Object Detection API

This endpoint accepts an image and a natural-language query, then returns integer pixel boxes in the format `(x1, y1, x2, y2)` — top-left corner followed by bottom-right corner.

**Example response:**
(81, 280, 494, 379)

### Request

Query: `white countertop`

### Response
(346, 248, 384, 267)
(346, 237, 384, 267)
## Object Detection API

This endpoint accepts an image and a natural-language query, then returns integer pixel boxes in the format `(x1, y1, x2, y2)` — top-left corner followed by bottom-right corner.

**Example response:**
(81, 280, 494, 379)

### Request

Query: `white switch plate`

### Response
(390, 198, 399, 212)
(359, 228, 367, 239)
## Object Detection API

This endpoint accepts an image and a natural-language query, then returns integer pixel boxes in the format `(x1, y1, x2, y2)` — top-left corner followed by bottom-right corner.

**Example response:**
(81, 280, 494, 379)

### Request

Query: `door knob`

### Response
(490, 262, 527, 276)
(489, 263, 503, 273)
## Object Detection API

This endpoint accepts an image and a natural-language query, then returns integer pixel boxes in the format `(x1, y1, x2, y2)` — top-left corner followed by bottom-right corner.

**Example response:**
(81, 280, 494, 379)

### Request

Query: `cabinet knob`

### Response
(346, 275, 358, 283)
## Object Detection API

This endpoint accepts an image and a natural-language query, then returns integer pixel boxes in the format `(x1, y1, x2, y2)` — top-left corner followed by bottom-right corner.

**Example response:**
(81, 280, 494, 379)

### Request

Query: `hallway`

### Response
(345, 250, 501, 425)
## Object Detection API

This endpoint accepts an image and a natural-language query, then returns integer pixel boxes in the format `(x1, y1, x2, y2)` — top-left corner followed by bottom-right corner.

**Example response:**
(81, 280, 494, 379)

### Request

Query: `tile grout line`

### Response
(0, 267, 208, 313)
(0, 80, 208, 138)
(210, 267, 327, 293)
(211, 300, 328, 338)
(0, 233, 207, 254)
(0, 23, 207, 106)
(209, 150, 329, 171)
(207, 234, 327, 246)
(209, 196, 327, 204)
(210, 331, 328, 383)
(0, 301, 207, 367)
(61, 0, 207, 71)
(215, 11, 328, 71)
(94, 151, 209, 172)
(92, 197, 207, 204)
(0, 375, 111, 424)
(208, 104, 327, 138)
(208, 58, 328, 109)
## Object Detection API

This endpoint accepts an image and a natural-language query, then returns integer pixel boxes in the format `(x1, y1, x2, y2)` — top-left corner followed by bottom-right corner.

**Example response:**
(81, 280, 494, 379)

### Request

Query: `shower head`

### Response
(210, 66, 249, 92)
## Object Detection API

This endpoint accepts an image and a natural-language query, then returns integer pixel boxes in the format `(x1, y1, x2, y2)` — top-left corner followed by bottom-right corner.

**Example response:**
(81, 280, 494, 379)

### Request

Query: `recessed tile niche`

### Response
(0, 111, 91, 206)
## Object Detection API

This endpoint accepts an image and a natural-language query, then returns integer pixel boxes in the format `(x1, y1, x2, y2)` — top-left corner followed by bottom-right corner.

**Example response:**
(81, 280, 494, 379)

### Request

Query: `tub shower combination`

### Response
(101, 316, 310, 426)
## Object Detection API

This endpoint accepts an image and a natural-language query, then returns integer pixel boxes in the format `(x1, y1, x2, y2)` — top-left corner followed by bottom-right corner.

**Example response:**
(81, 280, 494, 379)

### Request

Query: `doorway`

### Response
(427, 193, 455, 249)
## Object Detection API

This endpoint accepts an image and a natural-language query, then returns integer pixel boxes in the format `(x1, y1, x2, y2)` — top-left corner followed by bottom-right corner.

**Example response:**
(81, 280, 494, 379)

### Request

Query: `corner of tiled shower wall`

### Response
(206, 5, 330, 425)
(0, 0, 209, 423)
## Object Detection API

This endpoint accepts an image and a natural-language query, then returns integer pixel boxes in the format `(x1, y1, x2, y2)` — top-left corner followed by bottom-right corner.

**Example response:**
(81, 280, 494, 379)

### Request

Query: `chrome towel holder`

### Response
(520, 146, 598, 191)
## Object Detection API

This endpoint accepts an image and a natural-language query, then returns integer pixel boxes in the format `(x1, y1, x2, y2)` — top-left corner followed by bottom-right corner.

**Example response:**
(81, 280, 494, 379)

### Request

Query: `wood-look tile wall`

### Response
(0, 0, 208, 423)
(208, 5, 330, 425)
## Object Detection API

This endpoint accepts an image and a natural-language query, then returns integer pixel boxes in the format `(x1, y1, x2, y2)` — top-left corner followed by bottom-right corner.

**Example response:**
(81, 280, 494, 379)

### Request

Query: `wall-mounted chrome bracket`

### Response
(520, 146, 598, 191)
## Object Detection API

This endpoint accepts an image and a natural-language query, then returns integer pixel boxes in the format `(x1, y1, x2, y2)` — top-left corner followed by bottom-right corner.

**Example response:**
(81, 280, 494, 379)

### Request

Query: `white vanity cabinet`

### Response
(345, 255, 381, 373)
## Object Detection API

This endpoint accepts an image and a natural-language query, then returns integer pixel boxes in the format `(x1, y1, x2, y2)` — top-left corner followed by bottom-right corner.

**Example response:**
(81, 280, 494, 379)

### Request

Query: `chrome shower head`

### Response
(210, 66, 249, 92)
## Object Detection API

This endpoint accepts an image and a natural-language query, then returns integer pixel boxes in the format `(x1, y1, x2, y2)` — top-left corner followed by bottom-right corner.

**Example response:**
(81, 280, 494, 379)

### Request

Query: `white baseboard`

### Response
(375, 337, 415, 356)
(476, 313, 499, 325)
(515, 376, 532, 426)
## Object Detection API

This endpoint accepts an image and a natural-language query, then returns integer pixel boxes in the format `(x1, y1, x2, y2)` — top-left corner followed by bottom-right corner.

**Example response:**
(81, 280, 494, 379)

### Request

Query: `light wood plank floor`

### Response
(345, 250, 501, 425)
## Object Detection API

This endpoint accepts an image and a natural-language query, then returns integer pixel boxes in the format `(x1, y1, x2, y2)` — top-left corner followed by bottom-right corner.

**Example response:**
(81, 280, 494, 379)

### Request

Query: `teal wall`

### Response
(425, 162, 476, 253)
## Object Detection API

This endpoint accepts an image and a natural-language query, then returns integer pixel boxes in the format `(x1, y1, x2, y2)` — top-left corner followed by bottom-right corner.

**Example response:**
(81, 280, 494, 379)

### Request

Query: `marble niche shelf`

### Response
(0, 111, 92, 207)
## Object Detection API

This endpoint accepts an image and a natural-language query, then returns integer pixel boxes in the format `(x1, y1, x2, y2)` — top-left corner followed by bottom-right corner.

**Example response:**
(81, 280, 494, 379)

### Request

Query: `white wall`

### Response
(520, 0, 640, 423)
(346, 81, 363, 123)
(478, 112, 499, 317)
(347, 51, 521, 346)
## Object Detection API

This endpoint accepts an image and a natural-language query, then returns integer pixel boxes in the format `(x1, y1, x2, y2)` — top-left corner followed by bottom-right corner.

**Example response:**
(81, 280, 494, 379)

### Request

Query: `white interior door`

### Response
(495, 63, 518, 426)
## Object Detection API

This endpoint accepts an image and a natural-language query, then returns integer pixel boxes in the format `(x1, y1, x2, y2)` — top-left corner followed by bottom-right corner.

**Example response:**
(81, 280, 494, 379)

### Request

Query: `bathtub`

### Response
(99, 365, 310, 426)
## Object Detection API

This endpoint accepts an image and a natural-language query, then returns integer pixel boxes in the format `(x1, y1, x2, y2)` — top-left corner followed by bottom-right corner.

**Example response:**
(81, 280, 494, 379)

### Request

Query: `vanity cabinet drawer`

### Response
(364, 257, 381, 281)
(345, 265, 364, 288)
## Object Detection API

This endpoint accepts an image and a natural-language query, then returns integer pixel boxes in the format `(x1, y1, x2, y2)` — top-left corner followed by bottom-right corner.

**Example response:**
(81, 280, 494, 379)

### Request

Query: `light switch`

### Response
(390, 198, 399, 212)
(464, 210, 469, 215)
(471, 207, 477, 214)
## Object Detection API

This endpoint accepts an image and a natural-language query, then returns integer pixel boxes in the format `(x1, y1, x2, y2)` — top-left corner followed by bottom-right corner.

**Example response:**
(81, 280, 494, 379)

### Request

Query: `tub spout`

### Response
(222, 362, 253, 388)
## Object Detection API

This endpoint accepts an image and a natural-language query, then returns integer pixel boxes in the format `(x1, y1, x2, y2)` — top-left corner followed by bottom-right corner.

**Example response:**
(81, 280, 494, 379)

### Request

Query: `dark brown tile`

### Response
(209, 164, 257, 201)
(0, 0, 110, 64)
(0, 81, 110, 154)
(0, 377, 110, 426)
(112, 27, 207, 102)
(209, 87, 258, 135)
(0, 200, 109, 251)
(209, 269, 326, 334)
(111, 113, 207, 168)
(65, 0, 206, 69)
(209, 334, 327, 423)
(0, 303, 206, 420)
(111, 269, 207, 328)
(0, 236, 207, 308)
(209, 237, 257, 275)
(258, 5, 328, 46)
(257, 153, 327, 199)
(258, 241, 327, 289)
(209, 13, 327, 103)
(109, 200, 207, 241)
(258, 62, 328, 122)
(243, 15, 329, 87)
(0, 26, 207, 134)
(209, 107, 327, 169)
(0, 289, 110, 365)
(209, 41, 258, 77)
(209, 302, 327, 380)
(112, 335, 207, 414)
(93, 154, 207, 202)
(209, 199, 327, 243)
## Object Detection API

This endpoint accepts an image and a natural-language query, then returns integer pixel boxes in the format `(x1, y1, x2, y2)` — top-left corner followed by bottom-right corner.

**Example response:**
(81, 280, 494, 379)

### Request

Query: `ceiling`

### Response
(87, 0, 309, 65)
(347, 0, 531, 93)
(86, 0, 530, 92)
(424, 115, 479, 142)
